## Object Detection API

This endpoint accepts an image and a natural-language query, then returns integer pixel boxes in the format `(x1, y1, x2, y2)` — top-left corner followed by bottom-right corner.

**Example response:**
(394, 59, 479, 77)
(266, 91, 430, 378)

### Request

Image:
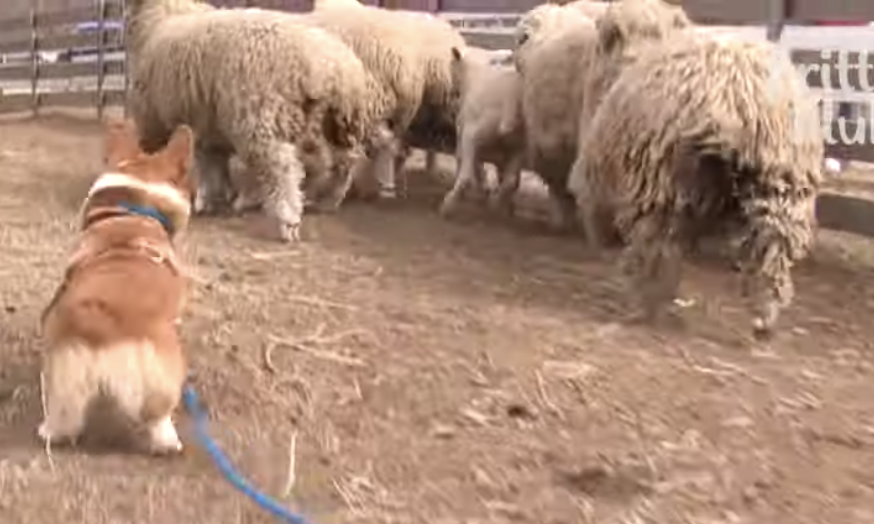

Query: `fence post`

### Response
(29, 7, 39, 116)
(97, 0, 107, 120)
(766, 0, 787, 42)
(122, 0, 129, 118)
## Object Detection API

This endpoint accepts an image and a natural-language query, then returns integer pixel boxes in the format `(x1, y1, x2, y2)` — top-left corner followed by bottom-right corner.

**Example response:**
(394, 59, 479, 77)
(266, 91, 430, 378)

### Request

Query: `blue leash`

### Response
(181, 385, 315, 524)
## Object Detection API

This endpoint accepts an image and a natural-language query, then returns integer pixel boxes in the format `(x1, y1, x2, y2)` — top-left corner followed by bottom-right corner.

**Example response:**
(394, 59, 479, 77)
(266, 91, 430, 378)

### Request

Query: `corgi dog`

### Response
(38, 119, 194, 454)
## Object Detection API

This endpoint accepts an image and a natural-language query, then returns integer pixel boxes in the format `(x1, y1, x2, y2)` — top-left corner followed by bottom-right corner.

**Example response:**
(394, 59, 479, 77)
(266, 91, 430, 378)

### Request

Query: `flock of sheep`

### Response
(125, 0, 825, 338)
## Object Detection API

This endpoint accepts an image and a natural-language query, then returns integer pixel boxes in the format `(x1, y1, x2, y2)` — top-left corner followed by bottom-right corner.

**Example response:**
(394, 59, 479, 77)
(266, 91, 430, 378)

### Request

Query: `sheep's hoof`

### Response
(378, 187, 398, 200)
(193, 195, 224, 216)
(488, 192, 515, 218)
(232, 195, 262, 215)
(274, 221, 301, 243)
(751, 318, 775, 341)
(438, 194, 459, 218)
(192, 193, 207, 215)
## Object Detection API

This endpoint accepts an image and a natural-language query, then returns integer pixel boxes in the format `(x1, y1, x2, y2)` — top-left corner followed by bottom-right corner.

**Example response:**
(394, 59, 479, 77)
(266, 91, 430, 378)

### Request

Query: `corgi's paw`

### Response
(148, 416, 183, 455)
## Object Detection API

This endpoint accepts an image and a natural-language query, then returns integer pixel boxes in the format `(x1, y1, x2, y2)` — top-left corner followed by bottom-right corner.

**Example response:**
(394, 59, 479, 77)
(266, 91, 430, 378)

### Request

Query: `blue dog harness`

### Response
(117, 201, 175, 235)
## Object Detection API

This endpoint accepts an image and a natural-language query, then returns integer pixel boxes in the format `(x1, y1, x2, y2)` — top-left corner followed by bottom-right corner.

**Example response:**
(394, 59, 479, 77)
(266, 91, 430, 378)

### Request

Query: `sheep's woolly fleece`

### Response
(569, 5, 822, 334)
(510, 0, 691, 229)
(514, 17, 600, 210)
(303, 0, 467, 197)
(126, 0, 388, 238)
(306, 0, 465, 142)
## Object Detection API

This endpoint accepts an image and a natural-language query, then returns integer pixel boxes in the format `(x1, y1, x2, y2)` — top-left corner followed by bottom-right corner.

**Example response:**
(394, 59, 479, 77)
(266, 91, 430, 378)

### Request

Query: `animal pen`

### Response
(1, 2, 874, 522)
(1, 0, 873, 237)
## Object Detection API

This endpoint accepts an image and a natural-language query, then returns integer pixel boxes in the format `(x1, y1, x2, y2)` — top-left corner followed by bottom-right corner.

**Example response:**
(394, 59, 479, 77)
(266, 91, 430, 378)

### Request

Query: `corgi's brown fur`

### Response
(38, 119, 195, 454)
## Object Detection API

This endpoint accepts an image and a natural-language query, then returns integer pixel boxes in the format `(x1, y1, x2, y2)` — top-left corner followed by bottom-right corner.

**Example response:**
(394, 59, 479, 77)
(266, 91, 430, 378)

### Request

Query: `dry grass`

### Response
(0, 108, 874, 523)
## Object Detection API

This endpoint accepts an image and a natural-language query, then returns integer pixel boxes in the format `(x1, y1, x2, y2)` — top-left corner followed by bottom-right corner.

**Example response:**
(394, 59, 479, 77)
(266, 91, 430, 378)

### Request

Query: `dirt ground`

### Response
(1, 109, 874, 524)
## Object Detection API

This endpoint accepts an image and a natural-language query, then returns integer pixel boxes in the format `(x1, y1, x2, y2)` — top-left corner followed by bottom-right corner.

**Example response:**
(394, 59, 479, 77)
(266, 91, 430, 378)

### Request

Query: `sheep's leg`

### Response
(374, 127, 401, 201)
(245, 140, 306, 243)
(349, 124, 396, 202)
(621, 214, 687, 325)
(424, 150, 437, 176)
(544, 180, 578, 233)
(310, 146, 367, 213)
(194, 146, 233, 215)
(470, 163, 490, 204)
(440, 131, 478, 217)
(739, 212, 804, 339)
(299, 140, 336, 210)
(568, 157, 611, 251)
(491, 154, 523, 218)
(744, 267, 791, 340)
(390, 144, 411, 199)
(364, 141, 403, 201)
(379, 142, 410, 200)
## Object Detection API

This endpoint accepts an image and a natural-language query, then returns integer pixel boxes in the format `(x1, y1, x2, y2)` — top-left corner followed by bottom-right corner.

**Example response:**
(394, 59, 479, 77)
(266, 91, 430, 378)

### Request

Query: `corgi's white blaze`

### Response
(85, 172, 191, 217)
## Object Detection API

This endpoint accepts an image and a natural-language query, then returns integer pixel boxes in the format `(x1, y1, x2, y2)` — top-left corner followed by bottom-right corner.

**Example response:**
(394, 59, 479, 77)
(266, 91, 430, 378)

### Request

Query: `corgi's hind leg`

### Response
(108, 340, 185, 455)
(143, 355, 185, 455)
(37, 393, 92, 445)
(37, 356, 97, 445)
(146, 415, 183, 454)
(112, 378, 183, 455)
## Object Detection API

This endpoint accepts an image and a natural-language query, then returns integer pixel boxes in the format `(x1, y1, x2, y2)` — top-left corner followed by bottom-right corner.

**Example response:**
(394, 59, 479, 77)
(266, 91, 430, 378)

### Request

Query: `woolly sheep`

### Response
(216, 127, 398, 215)
(126, 0, 391, 241)
(305, 0, 467, 199)
(513, 19, 599, 229)
(511, 0, 688, 230)
(567, 0, 823, 336)
(439, 46, 525, 219)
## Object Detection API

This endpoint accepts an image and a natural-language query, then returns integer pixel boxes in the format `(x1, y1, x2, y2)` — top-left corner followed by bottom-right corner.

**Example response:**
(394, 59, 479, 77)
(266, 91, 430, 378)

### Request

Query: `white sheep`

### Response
(126, 0, 392, 241)
(305, 0, 467, 200)
(439, 46, 525, 219)
(567, 0, 823, 336)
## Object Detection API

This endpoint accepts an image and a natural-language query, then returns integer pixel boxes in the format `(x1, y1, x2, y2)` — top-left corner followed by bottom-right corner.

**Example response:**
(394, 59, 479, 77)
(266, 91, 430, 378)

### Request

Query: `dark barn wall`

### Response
(8, 0, 874, 24)
(439, 0, 539, 13)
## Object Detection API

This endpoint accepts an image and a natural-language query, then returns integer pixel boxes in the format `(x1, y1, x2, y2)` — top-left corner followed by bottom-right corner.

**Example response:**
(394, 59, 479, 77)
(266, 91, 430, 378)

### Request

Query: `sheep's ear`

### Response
(596, 17, 624, 54)
(451, 46, 463, 62)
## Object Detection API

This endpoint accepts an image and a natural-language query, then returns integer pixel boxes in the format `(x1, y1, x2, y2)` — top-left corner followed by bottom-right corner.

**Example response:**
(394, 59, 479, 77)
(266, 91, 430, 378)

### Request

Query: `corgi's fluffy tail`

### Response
(38, 340, 185, 454)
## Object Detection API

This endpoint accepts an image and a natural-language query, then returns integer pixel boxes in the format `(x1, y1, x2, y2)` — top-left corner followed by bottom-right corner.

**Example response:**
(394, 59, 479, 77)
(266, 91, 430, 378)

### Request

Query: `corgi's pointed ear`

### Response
(163, 124, 194, 182)
(104, 118, 141, 167)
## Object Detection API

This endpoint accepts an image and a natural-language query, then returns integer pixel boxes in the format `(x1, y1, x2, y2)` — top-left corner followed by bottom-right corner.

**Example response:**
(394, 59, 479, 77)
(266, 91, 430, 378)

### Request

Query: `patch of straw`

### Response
(39, 371, 55, 471)
(264, 324, 369, 371)
(281, 431, 298, 499)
